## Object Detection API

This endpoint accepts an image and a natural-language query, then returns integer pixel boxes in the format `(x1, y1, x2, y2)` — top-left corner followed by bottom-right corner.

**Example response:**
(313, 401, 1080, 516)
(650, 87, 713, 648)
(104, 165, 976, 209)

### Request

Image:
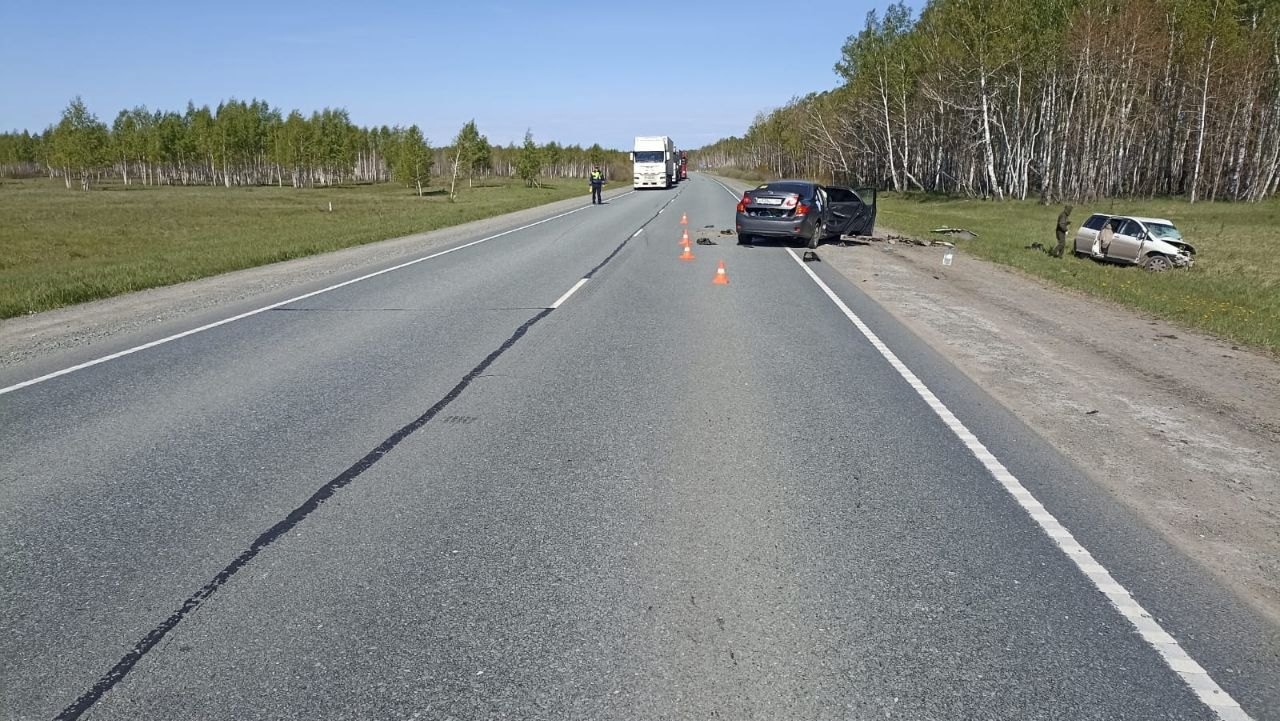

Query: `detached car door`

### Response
(821, 186, 877, 237)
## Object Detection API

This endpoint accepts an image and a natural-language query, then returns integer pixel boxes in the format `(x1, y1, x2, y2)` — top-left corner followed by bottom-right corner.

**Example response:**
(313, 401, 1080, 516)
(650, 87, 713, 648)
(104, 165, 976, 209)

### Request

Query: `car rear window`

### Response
(1083, 214, 1108, 230)
(762, 182, 811, 195)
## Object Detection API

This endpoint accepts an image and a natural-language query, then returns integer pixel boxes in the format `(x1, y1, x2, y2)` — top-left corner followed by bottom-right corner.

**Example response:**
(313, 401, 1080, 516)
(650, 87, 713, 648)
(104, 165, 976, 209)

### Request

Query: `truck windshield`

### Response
(633, 151, 665, 163)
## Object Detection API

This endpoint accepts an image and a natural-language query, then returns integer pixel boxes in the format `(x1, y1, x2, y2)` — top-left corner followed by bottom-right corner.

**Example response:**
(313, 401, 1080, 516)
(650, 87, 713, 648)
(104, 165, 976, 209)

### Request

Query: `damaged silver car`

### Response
(1073, 214, 1196, 270)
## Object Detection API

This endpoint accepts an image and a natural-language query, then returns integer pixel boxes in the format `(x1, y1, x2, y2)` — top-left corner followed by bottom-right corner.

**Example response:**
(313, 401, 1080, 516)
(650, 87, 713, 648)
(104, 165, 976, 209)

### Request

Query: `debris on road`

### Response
(932, 226, 979, 239)
(696, 237, 717, 245)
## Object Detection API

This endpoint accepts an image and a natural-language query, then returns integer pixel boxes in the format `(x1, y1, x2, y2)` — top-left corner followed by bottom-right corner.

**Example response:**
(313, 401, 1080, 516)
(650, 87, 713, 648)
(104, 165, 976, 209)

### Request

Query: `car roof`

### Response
(1086, 213, 1176, 226)
(757, 179, 816, 189)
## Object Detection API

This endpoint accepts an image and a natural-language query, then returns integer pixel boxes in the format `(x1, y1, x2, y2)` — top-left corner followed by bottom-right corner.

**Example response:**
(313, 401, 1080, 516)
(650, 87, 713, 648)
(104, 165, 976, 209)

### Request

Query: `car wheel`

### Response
(738, 233, 752, 246)
(1142, 254, 1172, 272)
(806, 229, 820, 249)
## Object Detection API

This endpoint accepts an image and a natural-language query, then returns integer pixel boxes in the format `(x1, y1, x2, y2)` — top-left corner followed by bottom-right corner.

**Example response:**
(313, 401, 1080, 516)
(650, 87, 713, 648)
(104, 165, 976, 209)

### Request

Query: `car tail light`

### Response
(795, 202, 810, 217)
(782, 196, 798, 209)
(736, 194, 749, 213)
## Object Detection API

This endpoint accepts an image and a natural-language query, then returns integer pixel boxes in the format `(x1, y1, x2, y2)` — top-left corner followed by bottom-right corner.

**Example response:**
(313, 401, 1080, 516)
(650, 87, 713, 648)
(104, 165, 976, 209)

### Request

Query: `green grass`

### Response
(713, 166, 771, 184)
(878, 194, 1280, 355)
(0, 177, 619, 319)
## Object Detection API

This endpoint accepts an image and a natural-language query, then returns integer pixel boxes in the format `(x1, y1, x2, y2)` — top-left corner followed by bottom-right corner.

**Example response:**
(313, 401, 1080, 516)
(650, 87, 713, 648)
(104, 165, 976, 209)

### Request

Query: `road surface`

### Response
(2, 174, 1276, 720)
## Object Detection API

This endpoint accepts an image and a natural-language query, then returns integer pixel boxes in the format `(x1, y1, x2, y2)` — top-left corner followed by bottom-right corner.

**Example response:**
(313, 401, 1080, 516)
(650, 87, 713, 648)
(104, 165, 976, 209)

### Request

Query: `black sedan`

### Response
(735, 180, 877, 248)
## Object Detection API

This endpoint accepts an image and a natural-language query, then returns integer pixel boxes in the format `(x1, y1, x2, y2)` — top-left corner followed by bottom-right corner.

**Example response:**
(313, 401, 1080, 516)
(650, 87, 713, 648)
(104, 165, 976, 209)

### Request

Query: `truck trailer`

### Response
(632, 136, 675, 189)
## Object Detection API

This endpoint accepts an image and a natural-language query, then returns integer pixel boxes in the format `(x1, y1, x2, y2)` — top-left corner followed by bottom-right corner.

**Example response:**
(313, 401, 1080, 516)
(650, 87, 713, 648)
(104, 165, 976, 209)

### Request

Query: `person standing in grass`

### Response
(589, 166, 605, 205)
(1097, 218, 1116, 258)
(1053, 205, 1072, 258)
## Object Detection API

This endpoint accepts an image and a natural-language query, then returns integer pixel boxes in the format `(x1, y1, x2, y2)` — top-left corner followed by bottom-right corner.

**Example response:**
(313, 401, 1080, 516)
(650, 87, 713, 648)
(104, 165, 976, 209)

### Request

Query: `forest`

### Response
(695, 0, 1280, 202)
(0, 98, 630, 194)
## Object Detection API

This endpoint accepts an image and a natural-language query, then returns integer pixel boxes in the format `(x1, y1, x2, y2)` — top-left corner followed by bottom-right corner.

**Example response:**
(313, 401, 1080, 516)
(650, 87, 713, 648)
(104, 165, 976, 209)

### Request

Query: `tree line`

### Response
(695, 0, 1280, 202)
(0, 97, 631, 194)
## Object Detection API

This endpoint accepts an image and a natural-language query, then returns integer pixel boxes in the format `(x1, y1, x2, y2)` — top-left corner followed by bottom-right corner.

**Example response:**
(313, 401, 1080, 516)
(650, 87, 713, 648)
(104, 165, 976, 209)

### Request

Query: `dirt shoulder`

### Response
(822, 236, 1280, 624)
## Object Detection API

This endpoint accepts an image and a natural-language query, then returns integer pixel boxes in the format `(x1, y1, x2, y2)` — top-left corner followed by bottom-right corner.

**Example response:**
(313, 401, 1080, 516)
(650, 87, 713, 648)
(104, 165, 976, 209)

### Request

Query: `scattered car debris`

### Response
(695, 237, 717, 245)
(1086, 410, 1099, 415)
(719, 229, 734, 235)
(932, 227, 979, 239)
(802, 251, 820, 262)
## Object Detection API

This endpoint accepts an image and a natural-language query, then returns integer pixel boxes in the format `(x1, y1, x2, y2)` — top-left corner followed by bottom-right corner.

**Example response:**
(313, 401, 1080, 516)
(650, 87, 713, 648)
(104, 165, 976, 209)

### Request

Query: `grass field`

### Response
(878, 194, 1280, 355)
(0, 177, 617, 319)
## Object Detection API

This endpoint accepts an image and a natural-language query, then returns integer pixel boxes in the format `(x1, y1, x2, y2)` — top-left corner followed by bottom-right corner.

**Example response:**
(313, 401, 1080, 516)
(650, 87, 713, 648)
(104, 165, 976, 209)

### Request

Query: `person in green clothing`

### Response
(1053, 205, 1072, 258)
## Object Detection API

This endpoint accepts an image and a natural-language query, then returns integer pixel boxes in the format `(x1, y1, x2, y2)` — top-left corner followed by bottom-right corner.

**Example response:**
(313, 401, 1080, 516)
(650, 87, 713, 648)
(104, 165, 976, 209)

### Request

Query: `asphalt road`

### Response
(2, 174, 1277, 720)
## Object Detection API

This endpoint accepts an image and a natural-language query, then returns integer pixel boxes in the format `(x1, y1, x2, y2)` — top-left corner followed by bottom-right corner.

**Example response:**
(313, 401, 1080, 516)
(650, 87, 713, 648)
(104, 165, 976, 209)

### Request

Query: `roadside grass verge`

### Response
(712, 166, 771, 184)
(0, 177, 621, 319)
(878, 194, 1280, 354)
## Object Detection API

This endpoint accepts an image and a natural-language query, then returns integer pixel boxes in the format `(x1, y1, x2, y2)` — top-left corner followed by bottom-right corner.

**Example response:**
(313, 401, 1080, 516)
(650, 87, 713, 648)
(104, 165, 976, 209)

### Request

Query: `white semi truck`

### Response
(632, 136, 676, 189)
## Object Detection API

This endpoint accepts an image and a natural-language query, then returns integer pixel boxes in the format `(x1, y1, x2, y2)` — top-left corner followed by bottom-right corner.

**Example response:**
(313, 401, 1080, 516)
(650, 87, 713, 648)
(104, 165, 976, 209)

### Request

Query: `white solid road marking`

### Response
(708, 175, 1250, 719)
(0, 192, 636, 397)
(779, 245, 1252, 721)
(549, 278, 589, 309)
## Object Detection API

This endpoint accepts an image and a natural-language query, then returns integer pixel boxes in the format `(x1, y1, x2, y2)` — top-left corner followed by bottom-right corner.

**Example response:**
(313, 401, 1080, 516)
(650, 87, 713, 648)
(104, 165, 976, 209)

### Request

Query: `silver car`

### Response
(1073, 214, 1196, 270)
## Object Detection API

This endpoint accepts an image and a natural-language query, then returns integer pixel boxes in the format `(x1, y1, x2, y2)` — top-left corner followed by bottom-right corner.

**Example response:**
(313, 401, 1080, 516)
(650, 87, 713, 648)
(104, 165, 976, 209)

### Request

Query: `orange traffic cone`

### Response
(712, 260, 729, 284)
(680, 229, 690, 246)
(679, 243, 695, 261)
(680, 212, 688, 225)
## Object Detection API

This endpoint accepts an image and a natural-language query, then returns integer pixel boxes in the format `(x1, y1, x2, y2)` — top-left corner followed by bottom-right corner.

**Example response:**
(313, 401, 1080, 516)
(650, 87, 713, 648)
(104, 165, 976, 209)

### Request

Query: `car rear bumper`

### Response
(735, 213, 816, 239)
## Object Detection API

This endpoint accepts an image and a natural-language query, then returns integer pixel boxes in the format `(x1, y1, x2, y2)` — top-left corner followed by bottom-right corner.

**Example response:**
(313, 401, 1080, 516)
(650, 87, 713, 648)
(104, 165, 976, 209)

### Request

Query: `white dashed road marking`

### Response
(549, 279, 589, 309)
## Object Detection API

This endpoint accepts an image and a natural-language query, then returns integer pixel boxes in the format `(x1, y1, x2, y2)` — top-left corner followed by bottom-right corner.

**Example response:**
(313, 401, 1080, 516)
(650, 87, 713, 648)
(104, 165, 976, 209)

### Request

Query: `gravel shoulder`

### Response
(822, 236, 1280, 625)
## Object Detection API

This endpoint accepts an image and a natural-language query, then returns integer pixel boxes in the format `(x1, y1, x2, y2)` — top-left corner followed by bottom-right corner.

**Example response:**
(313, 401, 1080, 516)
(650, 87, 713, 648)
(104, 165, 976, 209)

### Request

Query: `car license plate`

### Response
(755, 197, 782, 206)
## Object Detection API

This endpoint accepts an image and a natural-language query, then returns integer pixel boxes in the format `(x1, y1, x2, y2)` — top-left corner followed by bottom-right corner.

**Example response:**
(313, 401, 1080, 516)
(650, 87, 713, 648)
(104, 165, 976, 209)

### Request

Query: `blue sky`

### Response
(0, 0, 890, 150)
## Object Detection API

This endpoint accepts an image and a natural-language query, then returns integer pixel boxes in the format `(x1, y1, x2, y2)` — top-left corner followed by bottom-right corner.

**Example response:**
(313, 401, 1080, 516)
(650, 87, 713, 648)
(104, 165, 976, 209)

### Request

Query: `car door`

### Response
(1076, 214, 1108, 254)
(820, 186, 877, 237)
(1108, 218, 1144, 263)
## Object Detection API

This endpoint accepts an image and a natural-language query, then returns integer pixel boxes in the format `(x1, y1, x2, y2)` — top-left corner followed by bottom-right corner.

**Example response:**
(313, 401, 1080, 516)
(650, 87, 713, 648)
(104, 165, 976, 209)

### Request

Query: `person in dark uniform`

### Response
(1053, 204, 1073, 258)
(589, 166, 605, 205)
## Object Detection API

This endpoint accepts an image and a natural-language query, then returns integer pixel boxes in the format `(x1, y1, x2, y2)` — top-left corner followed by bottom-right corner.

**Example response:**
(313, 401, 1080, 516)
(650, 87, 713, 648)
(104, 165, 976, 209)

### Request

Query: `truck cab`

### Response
(632, 135, 675, 189)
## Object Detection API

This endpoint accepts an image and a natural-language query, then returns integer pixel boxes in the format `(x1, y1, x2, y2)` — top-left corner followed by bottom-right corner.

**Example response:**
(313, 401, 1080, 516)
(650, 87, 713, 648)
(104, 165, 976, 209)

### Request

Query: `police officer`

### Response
(589, 166, 604, 205)
(1053, 204, 1072, 258)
